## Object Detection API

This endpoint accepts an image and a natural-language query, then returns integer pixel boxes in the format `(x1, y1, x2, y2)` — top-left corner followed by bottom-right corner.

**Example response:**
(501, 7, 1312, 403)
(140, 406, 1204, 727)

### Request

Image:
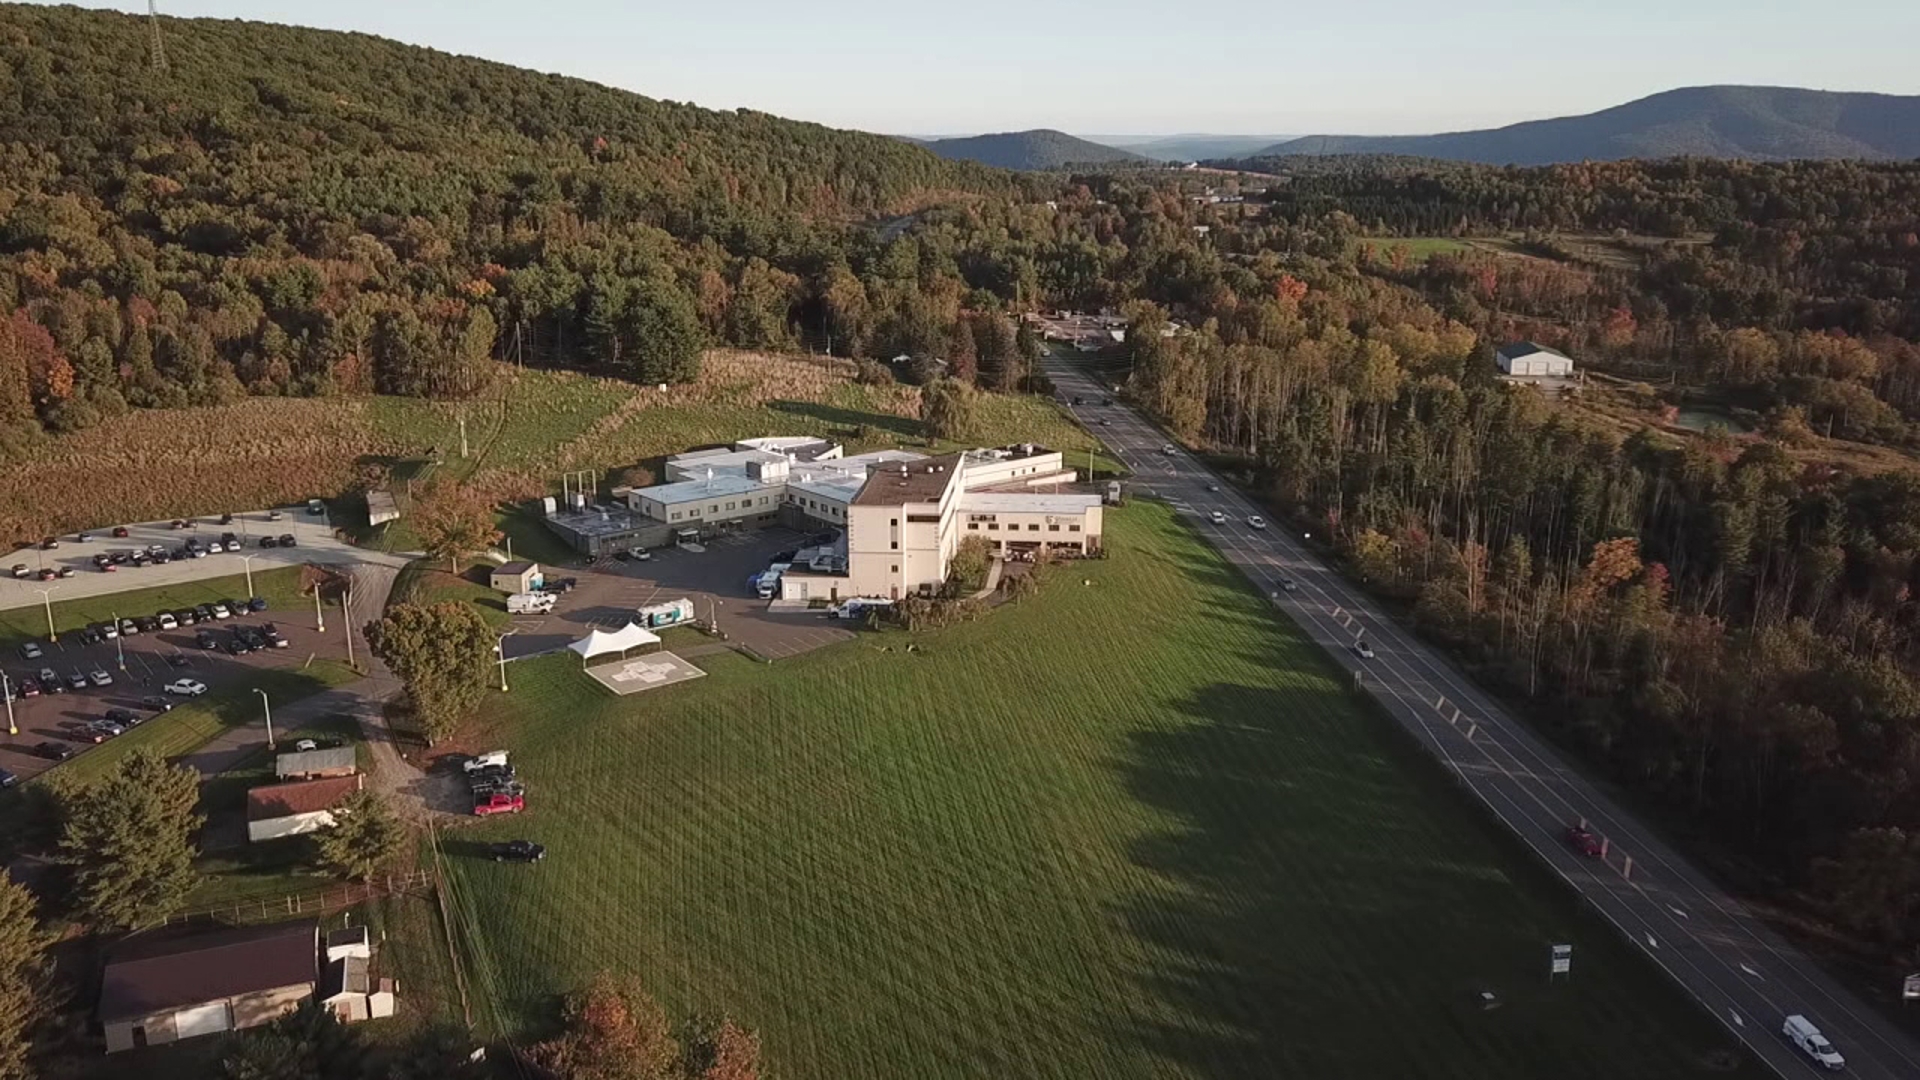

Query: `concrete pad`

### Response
(583, 651, 707, 696)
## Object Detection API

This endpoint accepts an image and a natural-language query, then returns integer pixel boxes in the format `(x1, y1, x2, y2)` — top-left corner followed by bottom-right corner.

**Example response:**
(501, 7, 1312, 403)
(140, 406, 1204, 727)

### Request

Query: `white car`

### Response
(157, 612, 178, 630)
(205, 540, 224, 554)
(1354, 641, 1375, 660)
(1783, 1014, 1844, 1071)
(293, 738, 318, 752)
(163, 678, 207, 696)
(1247, 515, 1267, 530)
(210, 602, 231, 619)
(1161, 444, 1176, 455)
(464, 750, 509, 773)
(88, 669, 112, 687)
(1209, 511, 1227, 525)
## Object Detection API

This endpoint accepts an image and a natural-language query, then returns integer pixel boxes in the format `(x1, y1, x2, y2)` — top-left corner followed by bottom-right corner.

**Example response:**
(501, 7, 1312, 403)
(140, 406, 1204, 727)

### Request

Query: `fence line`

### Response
(160, 869, 434, 928)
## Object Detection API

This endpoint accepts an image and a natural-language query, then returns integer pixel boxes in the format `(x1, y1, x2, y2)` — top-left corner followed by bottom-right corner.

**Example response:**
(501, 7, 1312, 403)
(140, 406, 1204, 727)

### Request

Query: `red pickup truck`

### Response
(473, 792, 525, 817)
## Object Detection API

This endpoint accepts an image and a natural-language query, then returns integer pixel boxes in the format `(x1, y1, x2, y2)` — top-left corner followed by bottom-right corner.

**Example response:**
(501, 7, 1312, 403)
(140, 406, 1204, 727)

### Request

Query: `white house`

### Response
(1495, 341, 1575, 379)
(246, 775, 363, 843)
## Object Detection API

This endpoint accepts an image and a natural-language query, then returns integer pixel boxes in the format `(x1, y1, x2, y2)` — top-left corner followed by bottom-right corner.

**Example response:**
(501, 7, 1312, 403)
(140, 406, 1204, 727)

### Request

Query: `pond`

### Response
(1672, 407, 1753, 434)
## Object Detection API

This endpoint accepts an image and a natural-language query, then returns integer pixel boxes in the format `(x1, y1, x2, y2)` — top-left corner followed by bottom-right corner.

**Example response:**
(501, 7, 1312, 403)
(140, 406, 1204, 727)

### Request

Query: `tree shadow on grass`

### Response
(765, 399, 922, 442)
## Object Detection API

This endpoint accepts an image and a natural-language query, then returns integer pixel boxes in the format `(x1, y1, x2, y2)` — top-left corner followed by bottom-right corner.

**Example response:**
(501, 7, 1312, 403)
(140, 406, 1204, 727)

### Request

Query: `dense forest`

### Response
(13, 2, 1920, 955)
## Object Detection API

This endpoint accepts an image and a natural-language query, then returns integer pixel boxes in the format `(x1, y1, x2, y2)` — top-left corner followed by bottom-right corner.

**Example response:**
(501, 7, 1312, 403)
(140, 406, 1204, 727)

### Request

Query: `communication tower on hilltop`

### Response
(147, 0, 169, 73)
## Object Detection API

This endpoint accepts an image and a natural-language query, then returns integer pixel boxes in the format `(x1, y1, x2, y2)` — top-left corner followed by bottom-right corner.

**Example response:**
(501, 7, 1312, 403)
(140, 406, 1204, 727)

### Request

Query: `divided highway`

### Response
(1048, 355, 1920, 1079)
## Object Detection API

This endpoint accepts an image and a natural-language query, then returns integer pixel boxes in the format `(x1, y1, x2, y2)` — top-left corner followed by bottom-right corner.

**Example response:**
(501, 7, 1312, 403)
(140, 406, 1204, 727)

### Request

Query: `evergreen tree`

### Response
(315, 790, 407, 882)
(367, 602, 497, 745)
(58, 750, 202, 931)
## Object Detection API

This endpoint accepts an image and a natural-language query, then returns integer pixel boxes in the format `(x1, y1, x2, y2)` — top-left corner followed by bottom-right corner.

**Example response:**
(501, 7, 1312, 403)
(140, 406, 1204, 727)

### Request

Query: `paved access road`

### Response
(1047, 355, 1920, 1079)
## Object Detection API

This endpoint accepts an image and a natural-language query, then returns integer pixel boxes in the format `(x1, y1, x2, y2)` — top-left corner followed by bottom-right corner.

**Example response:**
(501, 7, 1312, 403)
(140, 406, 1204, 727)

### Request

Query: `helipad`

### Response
(584, 651, 707, 695)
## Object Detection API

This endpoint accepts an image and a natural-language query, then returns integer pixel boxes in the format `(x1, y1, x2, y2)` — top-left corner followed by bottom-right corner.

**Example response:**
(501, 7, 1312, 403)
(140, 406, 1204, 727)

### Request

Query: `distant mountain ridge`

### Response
(1252, 86, 1920, 165)
(917, 129, 1145, 170)
(1104, 134, 1290, 162)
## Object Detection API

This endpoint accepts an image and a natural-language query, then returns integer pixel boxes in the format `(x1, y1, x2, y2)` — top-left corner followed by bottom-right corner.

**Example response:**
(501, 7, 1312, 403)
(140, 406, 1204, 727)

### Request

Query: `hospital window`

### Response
(1028, 524, 1040, 531)
(1048, 524, 1060, 532)
(1069, 525, 1081, 532)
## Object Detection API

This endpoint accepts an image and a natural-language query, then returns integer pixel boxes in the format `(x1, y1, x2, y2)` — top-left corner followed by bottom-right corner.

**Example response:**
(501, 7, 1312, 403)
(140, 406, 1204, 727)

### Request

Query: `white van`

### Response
(1783, 1014, 1845, 1071)
(755, 572, 780, 600)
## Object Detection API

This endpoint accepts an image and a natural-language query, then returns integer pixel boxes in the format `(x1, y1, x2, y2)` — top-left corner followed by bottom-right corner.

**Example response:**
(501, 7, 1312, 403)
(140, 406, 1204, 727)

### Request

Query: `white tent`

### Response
(568, 622, 661, 661)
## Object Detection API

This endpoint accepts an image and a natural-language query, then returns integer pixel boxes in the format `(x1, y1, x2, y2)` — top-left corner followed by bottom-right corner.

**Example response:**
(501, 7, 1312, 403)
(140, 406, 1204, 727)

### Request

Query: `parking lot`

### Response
(499, 526, 858, 663)
(0, 599, 346, 784)
(0, 505, 405, 614)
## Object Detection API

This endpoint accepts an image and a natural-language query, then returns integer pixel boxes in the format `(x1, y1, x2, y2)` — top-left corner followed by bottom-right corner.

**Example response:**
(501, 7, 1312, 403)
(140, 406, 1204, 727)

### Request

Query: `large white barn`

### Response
(1495, 341, 1575, 379)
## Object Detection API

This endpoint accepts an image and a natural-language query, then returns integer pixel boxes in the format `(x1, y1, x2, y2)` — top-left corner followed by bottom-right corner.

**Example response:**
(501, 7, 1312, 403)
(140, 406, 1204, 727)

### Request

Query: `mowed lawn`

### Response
(445, 504, 1759, 1080)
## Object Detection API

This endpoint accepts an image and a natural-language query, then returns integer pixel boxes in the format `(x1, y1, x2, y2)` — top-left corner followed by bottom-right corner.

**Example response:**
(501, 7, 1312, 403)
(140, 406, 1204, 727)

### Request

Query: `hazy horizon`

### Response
(23, 0, 1920, 136)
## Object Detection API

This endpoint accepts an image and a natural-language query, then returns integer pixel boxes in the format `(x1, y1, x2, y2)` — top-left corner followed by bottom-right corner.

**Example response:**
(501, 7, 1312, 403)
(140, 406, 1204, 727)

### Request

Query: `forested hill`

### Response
(1247, 86, 1920, 165)
(918, 129, 1147, 170)
(0, 4, 1017, 217)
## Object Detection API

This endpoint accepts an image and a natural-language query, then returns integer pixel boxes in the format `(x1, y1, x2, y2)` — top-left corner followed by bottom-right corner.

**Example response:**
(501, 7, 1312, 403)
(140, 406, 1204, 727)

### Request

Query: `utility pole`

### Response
(254, 688, 275, 750)
(1, 671, 14, 736)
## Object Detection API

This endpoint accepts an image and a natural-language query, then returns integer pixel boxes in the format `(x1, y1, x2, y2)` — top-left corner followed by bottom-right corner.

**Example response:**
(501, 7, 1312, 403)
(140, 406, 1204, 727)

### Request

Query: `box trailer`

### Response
(638, 598, 695, 629)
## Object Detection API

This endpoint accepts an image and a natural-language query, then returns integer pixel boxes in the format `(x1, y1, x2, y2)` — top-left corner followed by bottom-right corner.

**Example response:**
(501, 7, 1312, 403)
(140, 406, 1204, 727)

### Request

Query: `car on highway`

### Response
(1247, 515, 1267, 530)
(1278, 578, 1297, 592)
(1209, 510, 1227, 525)
(491, 840, 546, 863)
(268, 509, 284, 521)
(88, 669, 112, 687)
(278, 534, 297, 548)
(1564, 824, 1603, 857)
(1206, 483, 1220, 492)
(16, 642, 39, 660)
(38, 537, 57, 550)
(164, 678, 208, 696)
(1161, 444, 1176, 455)
(1783, 1014, 1845, 1071)
(1353, 640, 1375, 660)
(33, 742, 72, 761)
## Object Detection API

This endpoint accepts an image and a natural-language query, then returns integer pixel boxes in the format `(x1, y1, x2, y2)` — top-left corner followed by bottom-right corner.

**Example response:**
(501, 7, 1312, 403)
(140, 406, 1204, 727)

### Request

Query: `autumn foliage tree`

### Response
(526, 974, 761, 1080)
(366, 602, 495, 745)
(410, 480, 501, 573)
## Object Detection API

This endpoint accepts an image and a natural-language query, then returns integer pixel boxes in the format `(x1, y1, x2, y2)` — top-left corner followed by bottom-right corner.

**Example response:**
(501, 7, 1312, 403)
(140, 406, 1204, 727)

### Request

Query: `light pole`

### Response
(239, 554, 258, 599)
(341, 580, 356, 672)
(31, 585, 57, 643)
(253, 688, 275, 750)
(112, 610, 125, 671)
(495, 630, 517, 692)
(1, 671, 14, 736)
(314, 585, 325, 633)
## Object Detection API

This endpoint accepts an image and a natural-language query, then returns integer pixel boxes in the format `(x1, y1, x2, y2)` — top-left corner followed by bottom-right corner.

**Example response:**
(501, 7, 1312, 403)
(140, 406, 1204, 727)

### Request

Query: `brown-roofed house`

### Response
(99, 919, 318, 1052)
(246, 774, 363, 842)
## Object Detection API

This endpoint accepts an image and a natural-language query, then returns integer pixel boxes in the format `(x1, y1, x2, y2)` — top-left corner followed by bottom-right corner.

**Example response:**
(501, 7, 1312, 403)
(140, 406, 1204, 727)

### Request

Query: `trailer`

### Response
(507, 592, 557, 615)
(638, 597, 695, 629)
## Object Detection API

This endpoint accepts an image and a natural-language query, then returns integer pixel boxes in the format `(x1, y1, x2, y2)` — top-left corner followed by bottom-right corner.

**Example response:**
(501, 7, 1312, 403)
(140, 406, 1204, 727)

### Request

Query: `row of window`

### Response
(968, 522, 1080, 533)
(666, 495, 774, 523)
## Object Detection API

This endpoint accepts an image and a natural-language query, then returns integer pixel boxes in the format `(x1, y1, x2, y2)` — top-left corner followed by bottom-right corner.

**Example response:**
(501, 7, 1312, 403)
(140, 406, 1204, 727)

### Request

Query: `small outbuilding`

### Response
(274, 746, 357, 781)
(490, 561, 542, 595)
(247, 775, 363, 843)
(99, 919, 318, 1053)
(1496, 341, 1575, 379)
(365, 490, 400, 527)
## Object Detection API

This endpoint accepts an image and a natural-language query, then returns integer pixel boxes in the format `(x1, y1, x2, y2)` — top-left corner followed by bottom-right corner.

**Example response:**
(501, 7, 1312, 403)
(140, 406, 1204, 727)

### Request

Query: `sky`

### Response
(30, 0, 1920, 137)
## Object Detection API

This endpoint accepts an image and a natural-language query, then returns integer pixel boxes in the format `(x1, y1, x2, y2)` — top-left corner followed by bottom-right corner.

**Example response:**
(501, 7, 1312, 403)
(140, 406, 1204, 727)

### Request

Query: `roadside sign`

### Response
(1903, 973, 1920, 1000)
(1550, 944, 1573, 978)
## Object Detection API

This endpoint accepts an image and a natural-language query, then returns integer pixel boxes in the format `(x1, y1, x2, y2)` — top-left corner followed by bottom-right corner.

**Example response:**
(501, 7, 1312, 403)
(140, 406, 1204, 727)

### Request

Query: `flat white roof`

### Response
(958, 493, 1103, 515)
(665, 449, 787, 476)
(835, 449, 926, 471)
(787, 474, 863, 504)
(635, 474, 769, 506)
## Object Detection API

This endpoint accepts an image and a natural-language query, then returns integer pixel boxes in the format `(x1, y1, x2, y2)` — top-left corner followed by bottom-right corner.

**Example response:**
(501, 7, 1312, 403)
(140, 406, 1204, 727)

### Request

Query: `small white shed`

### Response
(1496, 341, 1575, 378)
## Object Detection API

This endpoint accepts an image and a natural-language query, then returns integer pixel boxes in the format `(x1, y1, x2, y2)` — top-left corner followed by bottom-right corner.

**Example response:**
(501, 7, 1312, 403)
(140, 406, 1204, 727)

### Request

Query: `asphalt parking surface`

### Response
(499, 526, 855, 662)
(0, 604, 341, 783)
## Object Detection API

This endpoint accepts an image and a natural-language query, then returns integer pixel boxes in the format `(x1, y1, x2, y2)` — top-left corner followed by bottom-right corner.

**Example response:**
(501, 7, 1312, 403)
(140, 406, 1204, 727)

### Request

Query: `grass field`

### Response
(0, 566, 310, 651)
(439, 504, 1758, 1079)
(1359, 236, 1477, 262)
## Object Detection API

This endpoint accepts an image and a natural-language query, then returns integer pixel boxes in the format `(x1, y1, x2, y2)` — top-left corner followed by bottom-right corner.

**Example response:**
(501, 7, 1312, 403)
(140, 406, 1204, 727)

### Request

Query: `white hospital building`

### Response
(621, 437, 1104, 602)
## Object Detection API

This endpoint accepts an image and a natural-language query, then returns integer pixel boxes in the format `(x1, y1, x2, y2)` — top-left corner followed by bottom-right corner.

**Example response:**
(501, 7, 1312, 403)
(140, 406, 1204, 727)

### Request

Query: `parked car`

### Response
(293, 738, 318, 752)
(464, 750, 510, 773)
(75, 532, 91, 542)
(157, 612, 179, 631)
(80, 719, 124, 743)
(175, 608, 197, 626)
(278, 534, 297, 548)
(109, 550, 131, 564)
(261, 624, 288, 648)
(7, 565, 25, 579)
(105, 707, 139, 726)
(491, 840, 546, 863)
(134, 615, 160, 633)
(34, 667, 55, 688)
(55, 566, 74, 578)
(473, 792, 525, 817)
(78, 627, 102, 646)
(0, 769, 15, 788)
(16, 676, 39, 697)
(307, 499, 325, 516)
(35, 568, 54, 582)
(34, 742, 73, 761)
(248, 597, 269, 613)
(17, 642, 40, 660)
(186, 546, 207, 559)
(89, 669, 112, 687)
(164, 678, 208, 696)
(151, 550, 171, 564)
(204, 540, 224, 554)
(164, 654, 189, 668)
(146, 544, 165, 555)
(93, 554, 113, 570)
(64, 671, 86, 692)
(196, 629, 219, 650)
(119, 618, 139, 637)
(1207, 483, 1220, 492)
(210, 602, 231, 619)
(39, 536, 58, 550)
(1564, 824, 1603, 858)
(193, 604, 214, 622)
(258, 536, 277, 549)
(141, 696, 173, 713)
